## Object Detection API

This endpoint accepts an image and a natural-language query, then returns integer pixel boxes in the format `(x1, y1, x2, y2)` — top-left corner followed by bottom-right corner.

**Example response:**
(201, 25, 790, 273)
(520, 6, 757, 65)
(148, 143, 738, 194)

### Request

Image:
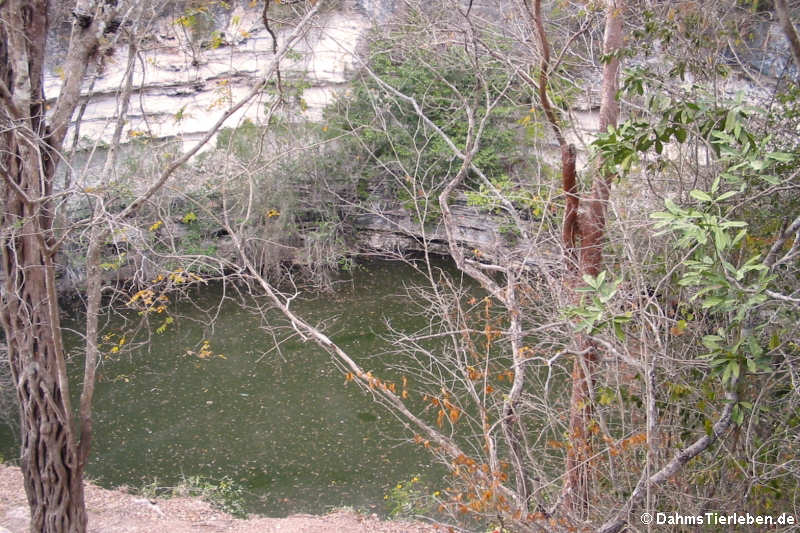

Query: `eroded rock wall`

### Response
(50, 2, 374, 152)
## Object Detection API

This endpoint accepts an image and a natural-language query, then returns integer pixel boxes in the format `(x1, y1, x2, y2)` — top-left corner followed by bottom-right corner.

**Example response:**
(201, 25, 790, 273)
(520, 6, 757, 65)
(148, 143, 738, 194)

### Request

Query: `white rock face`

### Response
(44, 1, 788, 162)
(48, 5, 371, 152)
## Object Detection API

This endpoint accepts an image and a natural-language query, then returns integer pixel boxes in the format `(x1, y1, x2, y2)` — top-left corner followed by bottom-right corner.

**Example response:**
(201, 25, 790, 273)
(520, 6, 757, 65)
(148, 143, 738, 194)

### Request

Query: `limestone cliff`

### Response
(50, 2, 375, 152)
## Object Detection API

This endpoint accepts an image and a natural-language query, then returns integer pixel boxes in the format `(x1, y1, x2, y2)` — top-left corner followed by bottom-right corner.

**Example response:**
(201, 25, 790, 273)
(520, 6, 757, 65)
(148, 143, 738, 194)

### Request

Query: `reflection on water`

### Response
(0, 260, 453, 516)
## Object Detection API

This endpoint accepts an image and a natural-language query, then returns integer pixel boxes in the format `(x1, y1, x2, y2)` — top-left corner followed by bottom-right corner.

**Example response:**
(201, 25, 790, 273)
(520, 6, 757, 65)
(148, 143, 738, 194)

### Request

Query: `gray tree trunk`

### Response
(0, 1, 117, 530)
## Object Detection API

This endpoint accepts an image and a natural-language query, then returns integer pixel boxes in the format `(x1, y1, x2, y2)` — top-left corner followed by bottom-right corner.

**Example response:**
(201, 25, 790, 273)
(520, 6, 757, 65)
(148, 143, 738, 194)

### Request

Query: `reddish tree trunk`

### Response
(561, 0, 624, 517)
(561, 145, 579, 272)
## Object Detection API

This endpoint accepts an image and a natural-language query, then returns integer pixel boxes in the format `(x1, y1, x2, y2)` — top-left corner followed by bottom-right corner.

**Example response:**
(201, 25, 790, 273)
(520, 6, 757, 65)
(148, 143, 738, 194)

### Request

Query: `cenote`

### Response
(0, 259, 464, 516)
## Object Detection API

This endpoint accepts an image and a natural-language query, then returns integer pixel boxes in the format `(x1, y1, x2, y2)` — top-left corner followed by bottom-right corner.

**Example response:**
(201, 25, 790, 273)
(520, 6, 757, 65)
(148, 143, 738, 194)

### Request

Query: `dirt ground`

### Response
(0, 465, 442, 533)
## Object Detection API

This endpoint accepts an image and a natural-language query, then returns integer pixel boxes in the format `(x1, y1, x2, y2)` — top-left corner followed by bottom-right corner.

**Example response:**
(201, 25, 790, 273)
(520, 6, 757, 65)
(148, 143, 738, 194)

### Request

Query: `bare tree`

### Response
(0, 1, 325, 530)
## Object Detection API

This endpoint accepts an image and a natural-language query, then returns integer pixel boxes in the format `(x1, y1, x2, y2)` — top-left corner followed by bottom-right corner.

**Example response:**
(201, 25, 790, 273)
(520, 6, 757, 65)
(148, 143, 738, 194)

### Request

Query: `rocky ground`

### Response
(0, 465, 441, 533)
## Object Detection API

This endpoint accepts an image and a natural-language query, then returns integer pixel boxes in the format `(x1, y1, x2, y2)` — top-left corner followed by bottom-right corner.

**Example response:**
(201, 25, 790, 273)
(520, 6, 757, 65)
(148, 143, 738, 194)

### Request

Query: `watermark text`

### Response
(640, 511, 795, 527)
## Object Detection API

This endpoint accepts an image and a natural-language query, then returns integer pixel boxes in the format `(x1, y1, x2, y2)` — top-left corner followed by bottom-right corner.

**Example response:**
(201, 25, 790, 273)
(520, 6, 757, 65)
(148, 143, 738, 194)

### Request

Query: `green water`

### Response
(0, 260, 456, 516)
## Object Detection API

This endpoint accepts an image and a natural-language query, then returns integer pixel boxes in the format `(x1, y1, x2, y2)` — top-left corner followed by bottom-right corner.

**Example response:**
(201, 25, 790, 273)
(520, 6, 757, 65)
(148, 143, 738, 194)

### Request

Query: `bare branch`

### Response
(765, 215, 800, 270)
(598, 387, 739, 533)
(0, 77, 23, 119)
(116, 0, 325, 221)
(775, 0, 800, 73)
(49, 0, 124, 148)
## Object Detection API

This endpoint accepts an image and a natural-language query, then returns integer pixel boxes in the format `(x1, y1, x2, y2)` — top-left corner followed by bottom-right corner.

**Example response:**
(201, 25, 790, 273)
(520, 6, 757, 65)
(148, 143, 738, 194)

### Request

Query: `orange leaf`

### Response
(449, 408, 460, 424)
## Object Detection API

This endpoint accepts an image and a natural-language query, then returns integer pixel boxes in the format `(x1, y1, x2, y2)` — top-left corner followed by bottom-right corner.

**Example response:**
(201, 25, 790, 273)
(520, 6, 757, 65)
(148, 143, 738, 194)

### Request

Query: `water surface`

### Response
(1, 260, 454, 516)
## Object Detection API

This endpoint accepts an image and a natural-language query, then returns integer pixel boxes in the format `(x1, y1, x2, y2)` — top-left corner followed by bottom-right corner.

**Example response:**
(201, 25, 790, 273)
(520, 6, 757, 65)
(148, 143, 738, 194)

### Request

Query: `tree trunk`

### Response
(0, 129, 88, 533)
(0, 1, 96, 531)
(561, 0, 624, 517)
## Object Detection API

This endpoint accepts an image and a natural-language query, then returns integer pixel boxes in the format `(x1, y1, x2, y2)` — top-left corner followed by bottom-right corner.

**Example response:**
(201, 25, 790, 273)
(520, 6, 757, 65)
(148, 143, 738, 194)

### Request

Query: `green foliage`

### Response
(588, 78, 798, 502)
(174, 1, 229, 46)
(206, 30, 224, 49)
(155, 316, 173, 334)
(650, 184, 773, 390)
(137, 475, 246, 518)
(138, 478, 162, 499)
(157, 207, 220, 271)
(605, 71, 798, 190)
(173, 475, 247, 518)
(202, 117, 355, 281)
(465, 175, 544, 218)
(216, 119, 262, 161)
(566, 271, 632, 340)
(181, 211, 198, 224)
(99, 252, 127, 272)
(384, 475, 430, 519)
(324, 31, 525, 214)
(638, 86, 798, 391)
